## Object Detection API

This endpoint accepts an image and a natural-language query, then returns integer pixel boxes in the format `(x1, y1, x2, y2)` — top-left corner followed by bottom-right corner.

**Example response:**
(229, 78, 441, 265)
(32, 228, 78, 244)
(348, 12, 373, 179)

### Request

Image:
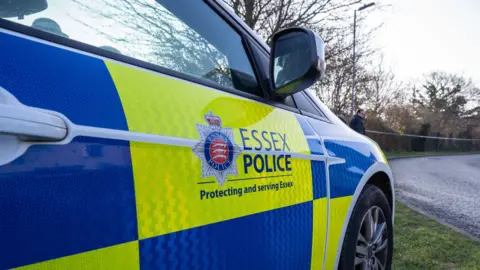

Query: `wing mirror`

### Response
(270, 27, 326, 96)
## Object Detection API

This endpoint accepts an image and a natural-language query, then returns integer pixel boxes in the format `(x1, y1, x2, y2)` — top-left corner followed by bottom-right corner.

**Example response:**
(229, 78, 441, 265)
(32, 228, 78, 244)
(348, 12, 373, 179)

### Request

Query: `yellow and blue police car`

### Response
(0, 0, 394, 269)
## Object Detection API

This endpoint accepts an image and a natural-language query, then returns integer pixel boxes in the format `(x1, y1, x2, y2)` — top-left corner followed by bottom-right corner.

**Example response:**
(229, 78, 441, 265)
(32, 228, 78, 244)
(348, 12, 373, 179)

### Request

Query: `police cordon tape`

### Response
(366, 130, 480, 141)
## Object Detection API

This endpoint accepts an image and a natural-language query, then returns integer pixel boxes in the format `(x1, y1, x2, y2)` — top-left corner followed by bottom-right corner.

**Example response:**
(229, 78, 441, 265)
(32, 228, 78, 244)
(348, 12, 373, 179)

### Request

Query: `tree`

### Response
(411, 71, 480, 136)
(309, 30, 385, 115)
(223, 0, 364, 44)
(383, 103, 418, 133)
(363, 56, 402, 117)
(222, 0, 387, 118)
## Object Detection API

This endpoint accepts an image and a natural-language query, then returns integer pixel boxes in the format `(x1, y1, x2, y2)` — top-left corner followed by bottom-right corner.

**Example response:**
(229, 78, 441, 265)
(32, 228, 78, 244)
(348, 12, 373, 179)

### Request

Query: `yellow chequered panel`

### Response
(14, 241, 139, 270)
(310, 198, 328, 270)
(105, 61, 309, 155)
(105, 60, 316, 240)
(325, 196, 352, 270)
(131, 142, 313, 239)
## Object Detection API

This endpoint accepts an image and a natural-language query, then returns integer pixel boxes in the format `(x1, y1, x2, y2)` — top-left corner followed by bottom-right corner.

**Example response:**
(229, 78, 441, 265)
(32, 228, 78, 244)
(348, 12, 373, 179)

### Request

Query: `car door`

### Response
(0, 0, 327, 269)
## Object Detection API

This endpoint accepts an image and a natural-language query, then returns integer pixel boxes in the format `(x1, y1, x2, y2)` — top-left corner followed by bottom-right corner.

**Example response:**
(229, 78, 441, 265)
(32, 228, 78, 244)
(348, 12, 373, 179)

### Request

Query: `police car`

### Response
(0, 0, 394, 269)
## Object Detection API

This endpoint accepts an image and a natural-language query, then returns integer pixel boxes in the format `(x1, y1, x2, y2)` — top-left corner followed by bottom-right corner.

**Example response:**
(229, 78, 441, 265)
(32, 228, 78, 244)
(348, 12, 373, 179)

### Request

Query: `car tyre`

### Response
(338, 184, 393, 270)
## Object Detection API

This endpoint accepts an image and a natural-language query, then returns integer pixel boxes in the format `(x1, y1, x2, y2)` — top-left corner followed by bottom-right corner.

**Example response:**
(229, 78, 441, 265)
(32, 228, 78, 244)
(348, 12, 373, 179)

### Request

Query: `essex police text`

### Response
(239, 128, 292, 173)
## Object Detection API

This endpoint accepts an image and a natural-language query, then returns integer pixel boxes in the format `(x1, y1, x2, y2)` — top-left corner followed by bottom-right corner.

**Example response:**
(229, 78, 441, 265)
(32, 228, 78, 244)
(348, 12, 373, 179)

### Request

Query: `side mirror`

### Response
(270, 27, 326, 96)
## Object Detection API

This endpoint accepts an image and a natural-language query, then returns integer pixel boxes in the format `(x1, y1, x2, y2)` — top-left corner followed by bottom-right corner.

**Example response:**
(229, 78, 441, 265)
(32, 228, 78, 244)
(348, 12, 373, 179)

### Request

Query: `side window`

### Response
(293, 91, 327, 119)
(3, 0, 261, 96)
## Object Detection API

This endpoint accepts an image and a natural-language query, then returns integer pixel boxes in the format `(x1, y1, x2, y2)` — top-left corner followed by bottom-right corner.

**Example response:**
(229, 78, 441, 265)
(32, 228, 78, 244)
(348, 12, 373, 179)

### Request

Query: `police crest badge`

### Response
(192, 111, 242, 186)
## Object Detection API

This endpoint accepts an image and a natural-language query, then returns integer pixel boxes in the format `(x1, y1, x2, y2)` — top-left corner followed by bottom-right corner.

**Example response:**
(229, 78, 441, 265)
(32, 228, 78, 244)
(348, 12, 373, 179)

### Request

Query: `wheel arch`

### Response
(367, 171, 394, 214)
(332, 162, 395, 269)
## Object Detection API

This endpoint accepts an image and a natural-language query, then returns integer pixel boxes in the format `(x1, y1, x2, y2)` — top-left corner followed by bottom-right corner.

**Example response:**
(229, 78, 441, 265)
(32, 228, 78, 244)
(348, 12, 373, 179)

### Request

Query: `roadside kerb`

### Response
(387, 152, 480, 160)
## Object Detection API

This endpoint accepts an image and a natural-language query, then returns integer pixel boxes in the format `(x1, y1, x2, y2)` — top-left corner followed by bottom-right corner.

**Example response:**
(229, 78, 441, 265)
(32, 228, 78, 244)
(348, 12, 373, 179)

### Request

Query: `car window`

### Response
(2, 0, 261, 96)
(293, 91, 326, 118)
(304, 89, 328, 117)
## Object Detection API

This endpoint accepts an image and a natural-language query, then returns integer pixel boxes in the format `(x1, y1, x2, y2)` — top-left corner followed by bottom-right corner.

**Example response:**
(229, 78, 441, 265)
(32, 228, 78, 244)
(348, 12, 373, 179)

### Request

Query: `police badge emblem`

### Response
(192, 111, 242, 186)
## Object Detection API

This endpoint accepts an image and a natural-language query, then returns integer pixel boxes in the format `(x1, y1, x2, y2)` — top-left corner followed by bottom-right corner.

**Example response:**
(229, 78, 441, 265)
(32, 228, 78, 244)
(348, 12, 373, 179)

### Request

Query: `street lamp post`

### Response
(351, 2, 375, 117)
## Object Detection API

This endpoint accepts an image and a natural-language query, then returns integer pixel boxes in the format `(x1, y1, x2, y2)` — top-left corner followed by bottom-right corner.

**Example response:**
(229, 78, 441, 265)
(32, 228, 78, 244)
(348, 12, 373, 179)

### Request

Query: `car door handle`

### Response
(0, 104, 67, 141)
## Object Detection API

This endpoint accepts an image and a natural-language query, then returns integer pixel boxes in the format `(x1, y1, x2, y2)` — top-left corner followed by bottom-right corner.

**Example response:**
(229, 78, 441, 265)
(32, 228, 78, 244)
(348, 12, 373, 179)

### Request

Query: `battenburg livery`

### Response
(0, 0, 394, 269)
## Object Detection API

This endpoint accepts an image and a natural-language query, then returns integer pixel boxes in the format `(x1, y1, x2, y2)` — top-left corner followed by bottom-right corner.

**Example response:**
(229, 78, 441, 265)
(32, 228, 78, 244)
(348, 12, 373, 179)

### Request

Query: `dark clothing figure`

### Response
(349, 114, 365, 134)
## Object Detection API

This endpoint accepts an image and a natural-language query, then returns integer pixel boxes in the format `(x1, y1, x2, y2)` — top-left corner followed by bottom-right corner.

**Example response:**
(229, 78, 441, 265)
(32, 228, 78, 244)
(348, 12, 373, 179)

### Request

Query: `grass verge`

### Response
(386, 151, 480, 158)
(394, 202, 480, 269)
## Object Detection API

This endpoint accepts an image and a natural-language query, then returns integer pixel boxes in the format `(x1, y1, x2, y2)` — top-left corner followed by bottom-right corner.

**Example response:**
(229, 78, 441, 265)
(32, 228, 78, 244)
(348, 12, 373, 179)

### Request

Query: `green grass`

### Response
(386, 151, 480, 158)
(394, 202, 480, 270)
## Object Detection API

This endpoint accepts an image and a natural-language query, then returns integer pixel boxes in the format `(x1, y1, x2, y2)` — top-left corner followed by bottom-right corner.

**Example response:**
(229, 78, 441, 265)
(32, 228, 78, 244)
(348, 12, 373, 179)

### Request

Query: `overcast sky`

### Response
(365, 0, 480, 84)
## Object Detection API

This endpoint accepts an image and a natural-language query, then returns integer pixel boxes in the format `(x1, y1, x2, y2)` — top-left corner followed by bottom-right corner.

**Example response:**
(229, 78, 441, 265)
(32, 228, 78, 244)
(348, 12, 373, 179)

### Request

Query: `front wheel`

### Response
(338, 184, 393, 270)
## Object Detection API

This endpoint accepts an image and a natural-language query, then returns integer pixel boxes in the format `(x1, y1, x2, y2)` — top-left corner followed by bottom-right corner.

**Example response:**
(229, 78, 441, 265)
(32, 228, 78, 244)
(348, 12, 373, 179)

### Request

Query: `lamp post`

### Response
(351, 2, 375, 117)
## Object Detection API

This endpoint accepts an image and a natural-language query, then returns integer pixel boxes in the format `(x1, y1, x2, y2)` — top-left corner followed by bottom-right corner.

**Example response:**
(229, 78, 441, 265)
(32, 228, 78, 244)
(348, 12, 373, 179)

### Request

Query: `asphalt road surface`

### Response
(391, 154, 480, 238)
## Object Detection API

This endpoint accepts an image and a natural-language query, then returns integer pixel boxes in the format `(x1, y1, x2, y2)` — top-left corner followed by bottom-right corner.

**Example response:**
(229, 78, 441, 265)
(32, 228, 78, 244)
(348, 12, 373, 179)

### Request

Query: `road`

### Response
(390, 154, 480, 238)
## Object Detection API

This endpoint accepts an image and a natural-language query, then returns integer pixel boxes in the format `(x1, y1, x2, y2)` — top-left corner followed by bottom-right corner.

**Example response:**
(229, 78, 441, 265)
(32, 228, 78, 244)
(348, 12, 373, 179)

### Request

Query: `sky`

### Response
(365, 0, 480, 85)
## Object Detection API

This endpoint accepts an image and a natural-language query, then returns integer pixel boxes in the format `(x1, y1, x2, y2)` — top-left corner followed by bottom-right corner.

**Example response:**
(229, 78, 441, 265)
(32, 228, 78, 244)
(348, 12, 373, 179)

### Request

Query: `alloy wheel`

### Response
(354, 206, 389, 270)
